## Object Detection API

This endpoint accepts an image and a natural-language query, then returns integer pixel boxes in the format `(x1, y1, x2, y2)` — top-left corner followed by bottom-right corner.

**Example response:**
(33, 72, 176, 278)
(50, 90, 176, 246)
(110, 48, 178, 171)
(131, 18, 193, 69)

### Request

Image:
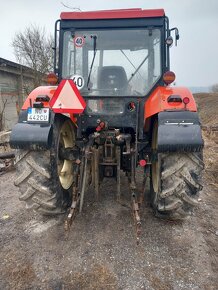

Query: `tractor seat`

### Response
(98, 66, 128, 93)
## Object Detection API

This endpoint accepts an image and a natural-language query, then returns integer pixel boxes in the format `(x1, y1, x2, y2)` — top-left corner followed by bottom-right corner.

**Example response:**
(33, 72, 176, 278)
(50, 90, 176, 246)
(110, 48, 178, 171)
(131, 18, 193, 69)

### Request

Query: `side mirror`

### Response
(170, 27, 180, 46)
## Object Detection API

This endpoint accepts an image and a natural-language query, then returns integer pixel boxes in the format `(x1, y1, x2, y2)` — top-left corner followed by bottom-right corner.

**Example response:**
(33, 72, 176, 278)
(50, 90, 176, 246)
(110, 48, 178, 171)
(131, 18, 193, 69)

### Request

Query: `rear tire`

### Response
(14, 116, 75, 215)
(151, 121, 204, 219)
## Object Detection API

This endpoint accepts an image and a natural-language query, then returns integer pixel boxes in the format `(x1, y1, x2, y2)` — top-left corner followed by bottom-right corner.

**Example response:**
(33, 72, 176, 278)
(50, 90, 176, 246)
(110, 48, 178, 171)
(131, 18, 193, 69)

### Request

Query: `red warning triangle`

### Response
(50, 79, 86, 113)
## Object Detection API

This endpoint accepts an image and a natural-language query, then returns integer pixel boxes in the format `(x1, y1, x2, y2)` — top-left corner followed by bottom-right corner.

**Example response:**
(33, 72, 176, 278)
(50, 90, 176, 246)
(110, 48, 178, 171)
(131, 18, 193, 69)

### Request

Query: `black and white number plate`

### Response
(27, 108, 49, 122)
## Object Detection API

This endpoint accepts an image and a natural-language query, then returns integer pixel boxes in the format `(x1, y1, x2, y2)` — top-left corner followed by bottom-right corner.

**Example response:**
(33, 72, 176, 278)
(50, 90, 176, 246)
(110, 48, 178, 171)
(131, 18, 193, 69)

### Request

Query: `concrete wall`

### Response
(0, 58, 35, 130)
(0, 70, 19, 130)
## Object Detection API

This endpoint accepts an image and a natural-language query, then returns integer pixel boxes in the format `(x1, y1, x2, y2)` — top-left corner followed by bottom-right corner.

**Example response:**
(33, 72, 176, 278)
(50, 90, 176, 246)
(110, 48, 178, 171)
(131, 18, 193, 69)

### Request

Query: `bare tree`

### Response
(211, 83, 218, 93)
(12, 25, 54, 88)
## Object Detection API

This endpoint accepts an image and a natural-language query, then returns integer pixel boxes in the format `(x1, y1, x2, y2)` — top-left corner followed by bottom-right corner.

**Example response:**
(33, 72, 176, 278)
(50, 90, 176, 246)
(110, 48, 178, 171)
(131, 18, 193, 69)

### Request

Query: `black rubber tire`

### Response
(14, 116, 75, 215)
(151, 121, 204, 219)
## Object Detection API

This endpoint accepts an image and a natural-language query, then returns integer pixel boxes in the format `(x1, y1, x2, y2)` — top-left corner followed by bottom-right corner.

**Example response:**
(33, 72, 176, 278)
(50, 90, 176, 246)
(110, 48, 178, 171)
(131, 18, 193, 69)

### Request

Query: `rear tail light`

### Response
(163, 71, 176, 85)
(47, 72, 58, 85)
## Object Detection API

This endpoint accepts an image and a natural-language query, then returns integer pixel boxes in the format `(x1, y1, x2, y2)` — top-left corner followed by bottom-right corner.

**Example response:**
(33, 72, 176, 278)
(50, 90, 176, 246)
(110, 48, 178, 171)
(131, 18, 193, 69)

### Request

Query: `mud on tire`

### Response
(151, 121, 204, 219)
(14, 117, 75, 215)
(151, 152, 204, 219)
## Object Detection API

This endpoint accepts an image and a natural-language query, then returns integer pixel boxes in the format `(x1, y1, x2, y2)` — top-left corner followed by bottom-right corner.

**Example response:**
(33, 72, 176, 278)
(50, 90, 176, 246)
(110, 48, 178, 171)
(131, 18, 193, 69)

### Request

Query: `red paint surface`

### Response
(22, 86, 57, 110)
(61, 8, 165, 20)
(145, 86, 197, 120)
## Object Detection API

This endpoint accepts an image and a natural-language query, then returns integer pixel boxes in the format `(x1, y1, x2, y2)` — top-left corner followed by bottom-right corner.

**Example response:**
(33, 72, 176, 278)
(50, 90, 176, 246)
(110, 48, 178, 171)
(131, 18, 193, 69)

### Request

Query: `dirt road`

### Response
(0, 94, 217, 290)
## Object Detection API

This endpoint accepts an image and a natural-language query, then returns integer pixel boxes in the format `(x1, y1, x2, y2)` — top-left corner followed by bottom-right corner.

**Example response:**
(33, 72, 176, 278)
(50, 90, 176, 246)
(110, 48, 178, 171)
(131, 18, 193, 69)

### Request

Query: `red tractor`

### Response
(10, 8, 204, 240)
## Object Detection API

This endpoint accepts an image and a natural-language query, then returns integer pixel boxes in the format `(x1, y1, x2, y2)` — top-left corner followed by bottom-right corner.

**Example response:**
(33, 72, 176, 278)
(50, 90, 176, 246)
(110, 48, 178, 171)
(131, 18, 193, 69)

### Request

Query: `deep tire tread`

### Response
(19, 187, 36, 201)
(27, 178, 53, 195)
(14, 166, 32, 186)
(15, 150, 66, 215)
(26, 156, 51, 178)
(154, 152, 204, 219)
(14, 117, 75, 216)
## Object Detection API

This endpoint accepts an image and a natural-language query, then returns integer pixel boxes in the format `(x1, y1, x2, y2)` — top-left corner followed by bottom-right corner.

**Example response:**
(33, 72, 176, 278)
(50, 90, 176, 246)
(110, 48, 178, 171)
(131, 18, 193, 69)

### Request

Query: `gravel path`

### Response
(0, 157, 217, 290)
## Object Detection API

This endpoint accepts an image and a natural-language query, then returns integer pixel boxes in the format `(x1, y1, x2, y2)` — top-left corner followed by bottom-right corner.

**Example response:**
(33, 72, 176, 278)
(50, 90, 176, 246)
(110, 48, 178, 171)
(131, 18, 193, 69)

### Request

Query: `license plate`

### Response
(27, 108, 49, 122)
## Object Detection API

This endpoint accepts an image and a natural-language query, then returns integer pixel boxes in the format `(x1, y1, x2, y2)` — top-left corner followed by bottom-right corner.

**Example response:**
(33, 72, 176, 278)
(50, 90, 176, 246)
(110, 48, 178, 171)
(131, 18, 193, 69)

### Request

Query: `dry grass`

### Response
(194, 93, 218, 126)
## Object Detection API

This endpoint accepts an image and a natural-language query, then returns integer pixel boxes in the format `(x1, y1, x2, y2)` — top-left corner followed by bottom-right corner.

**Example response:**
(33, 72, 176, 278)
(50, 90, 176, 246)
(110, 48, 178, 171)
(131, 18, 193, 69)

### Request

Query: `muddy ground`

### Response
(0, 93, 217, 290)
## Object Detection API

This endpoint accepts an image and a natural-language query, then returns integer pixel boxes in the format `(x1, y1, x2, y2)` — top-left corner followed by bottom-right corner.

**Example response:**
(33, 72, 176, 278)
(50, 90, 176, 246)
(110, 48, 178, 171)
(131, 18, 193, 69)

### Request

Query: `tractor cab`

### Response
(54, 9, 169, 137)
(61, 28, 162, 97)
(56, 9, 168, 94)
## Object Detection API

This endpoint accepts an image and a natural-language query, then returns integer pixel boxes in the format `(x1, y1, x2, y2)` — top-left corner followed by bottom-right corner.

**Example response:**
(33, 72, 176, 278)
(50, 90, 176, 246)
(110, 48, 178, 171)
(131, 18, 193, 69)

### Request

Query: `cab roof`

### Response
(60, 8, 165, 20)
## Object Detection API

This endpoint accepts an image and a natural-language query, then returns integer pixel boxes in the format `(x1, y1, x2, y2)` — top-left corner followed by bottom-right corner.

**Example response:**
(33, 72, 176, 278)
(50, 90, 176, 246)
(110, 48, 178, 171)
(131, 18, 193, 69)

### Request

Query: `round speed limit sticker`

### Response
(71, 75, 85, 90)
(74, 36, 85, 47)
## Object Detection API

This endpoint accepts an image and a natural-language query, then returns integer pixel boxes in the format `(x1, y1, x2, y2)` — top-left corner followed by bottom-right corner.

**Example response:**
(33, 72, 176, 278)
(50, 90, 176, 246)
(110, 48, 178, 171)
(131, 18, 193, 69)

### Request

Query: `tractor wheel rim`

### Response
(58, 121, 74, 189)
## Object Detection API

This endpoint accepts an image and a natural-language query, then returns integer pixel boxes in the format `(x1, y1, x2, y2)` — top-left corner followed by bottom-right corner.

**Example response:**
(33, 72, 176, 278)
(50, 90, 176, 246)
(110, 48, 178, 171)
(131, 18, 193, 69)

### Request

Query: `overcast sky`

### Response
(1, 0, 218, 87)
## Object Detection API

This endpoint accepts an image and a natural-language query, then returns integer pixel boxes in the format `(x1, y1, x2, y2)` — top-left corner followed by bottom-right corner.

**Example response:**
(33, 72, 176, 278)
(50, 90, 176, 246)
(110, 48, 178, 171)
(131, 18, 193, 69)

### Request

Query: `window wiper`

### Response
(87, 35, 97, 89)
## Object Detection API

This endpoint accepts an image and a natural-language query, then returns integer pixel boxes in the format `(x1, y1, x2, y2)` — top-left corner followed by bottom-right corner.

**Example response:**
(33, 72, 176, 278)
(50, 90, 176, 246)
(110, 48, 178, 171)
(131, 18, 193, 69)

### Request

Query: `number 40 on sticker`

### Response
(71, 75, 85, 90)
(74, 36, 85, 47)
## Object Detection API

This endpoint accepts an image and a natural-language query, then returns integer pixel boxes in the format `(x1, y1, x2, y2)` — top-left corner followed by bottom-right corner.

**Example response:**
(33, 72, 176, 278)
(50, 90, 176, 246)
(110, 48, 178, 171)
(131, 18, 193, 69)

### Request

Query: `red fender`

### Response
(21, 86, 77, 124)
(144, 86, 197, 120)
(22, 86, 57, 110)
